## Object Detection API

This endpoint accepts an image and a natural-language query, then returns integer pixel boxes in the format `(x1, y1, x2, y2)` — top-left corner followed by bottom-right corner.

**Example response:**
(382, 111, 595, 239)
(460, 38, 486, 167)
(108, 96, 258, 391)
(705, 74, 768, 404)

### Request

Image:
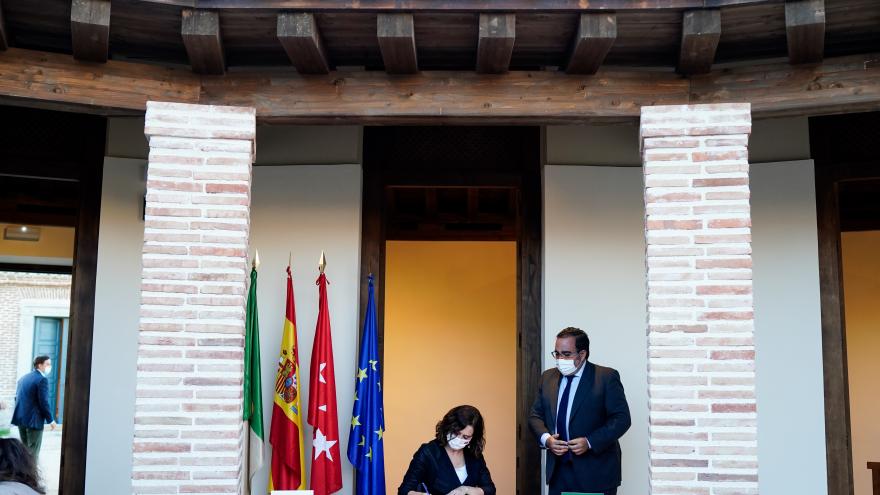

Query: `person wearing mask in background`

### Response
(398, 405, 495, 495)
(11, 356, 56, 461)
(0, 437, 46, 494)
(529, 327, 631, 495)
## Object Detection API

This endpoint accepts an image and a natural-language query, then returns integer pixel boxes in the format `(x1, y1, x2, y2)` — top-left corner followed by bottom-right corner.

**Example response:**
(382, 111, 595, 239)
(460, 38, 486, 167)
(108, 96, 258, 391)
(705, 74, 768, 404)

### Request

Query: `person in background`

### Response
(399, 405, 496, 495)
(11, 357, 56, 460)
(0, 437, 46, 495)
(529, 327, 632, 495)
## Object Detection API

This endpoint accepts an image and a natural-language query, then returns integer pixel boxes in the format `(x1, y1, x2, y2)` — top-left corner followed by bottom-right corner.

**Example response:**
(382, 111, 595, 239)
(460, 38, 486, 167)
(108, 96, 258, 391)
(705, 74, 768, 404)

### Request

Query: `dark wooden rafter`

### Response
(181, 9, 225, 75)
(70, 0, 111, 63)
(377, 13, 418, 74)
(136, 0, 775, 11)
(678, 9, 721, 75)
(786, 0, 825, 64)
(3, 47, 880, 124)
(566, 13, 617, 75)
(0, 0, 7, 51)
(277, 12, 330, 74)
(477, 13, 515, 74)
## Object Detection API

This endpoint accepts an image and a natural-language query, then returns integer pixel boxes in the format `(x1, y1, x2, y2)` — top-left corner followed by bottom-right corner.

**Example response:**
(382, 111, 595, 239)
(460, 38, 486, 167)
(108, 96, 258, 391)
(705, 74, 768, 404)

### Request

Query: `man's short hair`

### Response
(33, 355, 50, 369)
(557, 327, 590, 358)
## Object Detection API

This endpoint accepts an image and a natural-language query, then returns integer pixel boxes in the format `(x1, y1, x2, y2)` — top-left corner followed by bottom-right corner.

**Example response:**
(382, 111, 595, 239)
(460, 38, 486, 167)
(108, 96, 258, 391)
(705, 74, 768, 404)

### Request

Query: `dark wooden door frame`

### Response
(60, 117, 105, 495)
(0, 106, 105, 495)
(810, 114, 880, 495)
(358, 127, 542, 495)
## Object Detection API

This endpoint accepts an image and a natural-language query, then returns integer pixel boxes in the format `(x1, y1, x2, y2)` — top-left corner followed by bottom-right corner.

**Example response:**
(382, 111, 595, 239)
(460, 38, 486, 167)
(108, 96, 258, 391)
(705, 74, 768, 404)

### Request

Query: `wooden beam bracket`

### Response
(477, 13, 515, 74)
(71, 0, 111, 63)
(786, 0, 825, 64)
(277, 12, 330, 75)
(566, 13, 617, 75)
(182, 9, 225, 75)
(678, 9, 721, 75)
(377, 13, 418, 74)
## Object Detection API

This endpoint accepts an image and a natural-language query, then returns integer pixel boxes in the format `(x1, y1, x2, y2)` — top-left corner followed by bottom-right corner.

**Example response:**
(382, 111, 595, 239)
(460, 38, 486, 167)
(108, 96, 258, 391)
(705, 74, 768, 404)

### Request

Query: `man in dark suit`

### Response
(529, 327, 631, 495)
(12, 355, 56, 459)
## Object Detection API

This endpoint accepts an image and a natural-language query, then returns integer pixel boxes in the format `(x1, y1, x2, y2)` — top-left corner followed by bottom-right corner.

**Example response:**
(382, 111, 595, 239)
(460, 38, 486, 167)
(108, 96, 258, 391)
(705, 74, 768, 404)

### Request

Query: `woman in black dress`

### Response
(398, 405, 496, 495)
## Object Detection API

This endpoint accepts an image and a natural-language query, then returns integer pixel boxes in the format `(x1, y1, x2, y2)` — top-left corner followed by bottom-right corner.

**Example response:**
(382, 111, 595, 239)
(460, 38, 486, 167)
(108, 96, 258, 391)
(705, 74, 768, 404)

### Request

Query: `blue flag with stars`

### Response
(347, 275, 385, 495)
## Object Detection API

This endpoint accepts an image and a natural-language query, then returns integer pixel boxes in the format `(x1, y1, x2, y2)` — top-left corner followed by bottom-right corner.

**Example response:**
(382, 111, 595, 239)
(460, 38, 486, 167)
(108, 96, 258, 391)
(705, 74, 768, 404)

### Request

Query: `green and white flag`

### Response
(243, 264, 265, 485)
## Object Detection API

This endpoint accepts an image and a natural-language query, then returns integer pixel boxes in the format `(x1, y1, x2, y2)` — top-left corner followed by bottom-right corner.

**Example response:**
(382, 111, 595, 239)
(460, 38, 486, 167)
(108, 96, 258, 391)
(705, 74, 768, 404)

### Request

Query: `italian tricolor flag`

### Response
(244, 264, 265, 488)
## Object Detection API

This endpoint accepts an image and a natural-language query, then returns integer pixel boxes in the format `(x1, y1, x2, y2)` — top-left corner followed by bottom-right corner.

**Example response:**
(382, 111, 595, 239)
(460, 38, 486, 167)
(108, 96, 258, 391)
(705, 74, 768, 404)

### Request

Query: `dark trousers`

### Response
(18, 426, 43, 460)
(548, 462, 618, 495)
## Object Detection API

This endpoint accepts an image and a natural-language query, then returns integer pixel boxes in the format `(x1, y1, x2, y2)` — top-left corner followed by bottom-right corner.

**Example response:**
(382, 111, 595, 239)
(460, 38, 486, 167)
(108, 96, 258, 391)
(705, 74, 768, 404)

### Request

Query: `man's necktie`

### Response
(556, 375, 574, 463)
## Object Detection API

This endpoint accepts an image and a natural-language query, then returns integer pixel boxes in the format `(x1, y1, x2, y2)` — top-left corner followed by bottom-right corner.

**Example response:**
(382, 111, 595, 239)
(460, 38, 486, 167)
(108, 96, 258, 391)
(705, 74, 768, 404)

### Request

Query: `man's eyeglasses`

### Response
(550, 350, 581, 359)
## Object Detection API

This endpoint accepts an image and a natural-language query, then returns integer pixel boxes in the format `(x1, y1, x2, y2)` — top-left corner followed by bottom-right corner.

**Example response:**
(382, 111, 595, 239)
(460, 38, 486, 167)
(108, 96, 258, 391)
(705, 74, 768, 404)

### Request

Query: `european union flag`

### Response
(347, 275, 385, 495)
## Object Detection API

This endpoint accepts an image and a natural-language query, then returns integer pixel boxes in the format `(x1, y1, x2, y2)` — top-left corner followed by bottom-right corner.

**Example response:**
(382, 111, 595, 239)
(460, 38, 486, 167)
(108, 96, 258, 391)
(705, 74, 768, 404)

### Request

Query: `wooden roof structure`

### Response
(0, 0, 878, 123)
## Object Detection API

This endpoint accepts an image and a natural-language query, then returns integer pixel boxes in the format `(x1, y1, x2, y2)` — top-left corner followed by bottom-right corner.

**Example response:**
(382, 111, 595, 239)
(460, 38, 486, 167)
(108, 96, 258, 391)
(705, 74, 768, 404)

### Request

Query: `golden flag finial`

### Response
(253, 249, 261, 270)
(319, 251, 327, 274)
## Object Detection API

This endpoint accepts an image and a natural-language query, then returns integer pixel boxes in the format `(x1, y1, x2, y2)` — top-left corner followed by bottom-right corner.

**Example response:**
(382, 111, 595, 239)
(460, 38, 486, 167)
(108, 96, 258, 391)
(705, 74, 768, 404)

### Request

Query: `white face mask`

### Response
(556, 359, 578, 376)
(446, 433, 470, 451)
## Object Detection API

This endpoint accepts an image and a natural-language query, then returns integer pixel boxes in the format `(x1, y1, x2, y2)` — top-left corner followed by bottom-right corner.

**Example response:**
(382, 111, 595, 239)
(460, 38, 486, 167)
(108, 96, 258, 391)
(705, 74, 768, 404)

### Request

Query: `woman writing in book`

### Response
(398, 405, 496, 495)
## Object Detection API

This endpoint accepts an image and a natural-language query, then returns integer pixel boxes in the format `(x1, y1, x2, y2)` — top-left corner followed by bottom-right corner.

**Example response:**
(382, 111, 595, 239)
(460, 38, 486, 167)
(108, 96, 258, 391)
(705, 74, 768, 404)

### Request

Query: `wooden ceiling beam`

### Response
(181, 9, 225, 75)
(477, 13, 515, 74)
(70, 0, 111, 63)
(277, 12, 330, 74)
(2, 47, 880, 124)
(136, 0, 775, 11)
(566, 13, 616, 75)
(0, 1, 8, 51)
(678, 9, 721, 75)
(0, 48, 199, 114)
(786, 0, 825, 64)
(377, 13, 418, 74)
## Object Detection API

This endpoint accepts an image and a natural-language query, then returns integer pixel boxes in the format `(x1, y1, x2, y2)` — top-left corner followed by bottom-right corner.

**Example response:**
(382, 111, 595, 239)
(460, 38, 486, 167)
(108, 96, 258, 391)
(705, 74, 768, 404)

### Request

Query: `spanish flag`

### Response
(268, 265, 306, 490)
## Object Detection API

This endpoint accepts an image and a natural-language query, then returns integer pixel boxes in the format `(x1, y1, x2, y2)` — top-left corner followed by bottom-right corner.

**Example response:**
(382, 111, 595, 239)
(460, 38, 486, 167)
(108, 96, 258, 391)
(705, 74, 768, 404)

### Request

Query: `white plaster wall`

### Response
(543, 165, 650, 495)
(542, 160, 828, 495)
(88, 153, 363, 492)
(249, 165, 362, 495)
(751, 160, 828, 495)
(85, 157, 145, 494)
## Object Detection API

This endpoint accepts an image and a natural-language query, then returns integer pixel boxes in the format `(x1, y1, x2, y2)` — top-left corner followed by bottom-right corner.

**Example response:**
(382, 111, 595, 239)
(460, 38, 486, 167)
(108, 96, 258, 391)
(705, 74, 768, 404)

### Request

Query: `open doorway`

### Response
(811, 112, 880, 495)
(0, 106, 105, 495)
(838, 180, 880, 495)
(359, 127, 542, 494)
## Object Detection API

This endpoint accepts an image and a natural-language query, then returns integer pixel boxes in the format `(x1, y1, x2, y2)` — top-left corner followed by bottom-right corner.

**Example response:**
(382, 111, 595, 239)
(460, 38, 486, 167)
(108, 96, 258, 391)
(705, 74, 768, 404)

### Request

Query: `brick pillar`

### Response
(132, 102, 256, 494)
(640, 104, 757, 495)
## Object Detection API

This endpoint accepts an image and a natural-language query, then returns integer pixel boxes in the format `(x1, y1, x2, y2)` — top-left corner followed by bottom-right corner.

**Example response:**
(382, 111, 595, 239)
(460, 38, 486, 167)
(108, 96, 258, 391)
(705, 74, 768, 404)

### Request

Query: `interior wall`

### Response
(106, 117, 362, 166)
(543, 165, 649, 495)
(384, 241, 517, 495)
(85, 157, 145, 494)
(248, 164, 362, 494)
(0, 225, 75, 265)
(750, 160, 827, 494)
(841, 230, 880, 495)
(91, 130, 363, 494)
(546, 116, 810, 166)
(542, 160, 828, 495)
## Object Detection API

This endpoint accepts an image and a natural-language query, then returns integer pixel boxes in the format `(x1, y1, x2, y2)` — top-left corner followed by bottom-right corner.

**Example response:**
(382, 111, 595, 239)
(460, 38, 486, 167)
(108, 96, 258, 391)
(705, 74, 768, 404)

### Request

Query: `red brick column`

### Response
(132, 102, 256, 494)
(640, 104, 757, 495)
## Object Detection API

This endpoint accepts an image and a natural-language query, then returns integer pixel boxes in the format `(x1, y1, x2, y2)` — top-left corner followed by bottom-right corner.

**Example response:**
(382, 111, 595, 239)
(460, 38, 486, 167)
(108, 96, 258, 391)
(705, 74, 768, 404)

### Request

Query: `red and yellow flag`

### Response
(268, 265, 306, 490)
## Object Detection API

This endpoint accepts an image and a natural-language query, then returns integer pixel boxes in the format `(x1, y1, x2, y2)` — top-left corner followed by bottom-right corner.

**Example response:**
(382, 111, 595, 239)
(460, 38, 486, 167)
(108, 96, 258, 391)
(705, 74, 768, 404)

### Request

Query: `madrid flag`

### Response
(269, 265, 306, 490)
(308, 266, 343, 495)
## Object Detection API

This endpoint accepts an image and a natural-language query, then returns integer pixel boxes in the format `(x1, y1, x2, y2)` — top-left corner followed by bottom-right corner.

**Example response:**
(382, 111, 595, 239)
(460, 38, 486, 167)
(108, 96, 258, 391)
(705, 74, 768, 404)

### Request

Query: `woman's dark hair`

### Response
(0, 438, 45, 494)
(435, 405, 486, 457)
